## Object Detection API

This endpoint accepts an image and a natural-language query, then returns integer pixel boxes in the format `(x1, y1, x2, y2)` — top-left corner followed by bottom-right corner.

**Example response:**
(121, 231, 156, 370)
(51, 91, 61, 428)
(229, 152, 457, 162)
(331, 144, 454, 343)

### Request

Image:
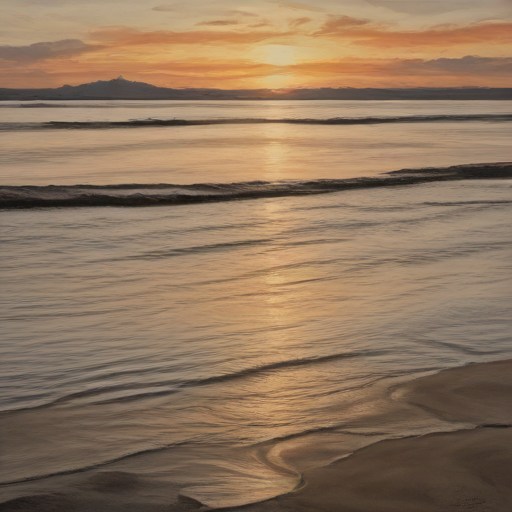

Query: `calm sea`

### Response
(1, 100, 512, 507)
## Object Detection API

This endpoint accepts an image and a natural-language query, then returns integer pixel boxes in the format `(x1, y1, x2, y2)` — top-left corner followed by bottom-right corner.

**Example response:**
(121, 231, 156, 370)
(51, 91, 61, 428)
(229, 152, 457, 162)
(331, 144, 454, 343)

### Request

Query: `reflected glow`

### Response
(263, 124, 290, 181)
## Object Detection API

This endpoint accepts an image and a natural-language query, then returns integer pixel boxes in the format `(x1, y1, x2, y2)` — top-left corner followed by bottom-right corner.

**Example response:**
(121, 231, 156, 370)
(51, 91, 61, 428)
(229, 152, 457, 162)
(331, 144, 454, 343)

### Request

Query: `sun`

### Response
(258, 45, 296, 66)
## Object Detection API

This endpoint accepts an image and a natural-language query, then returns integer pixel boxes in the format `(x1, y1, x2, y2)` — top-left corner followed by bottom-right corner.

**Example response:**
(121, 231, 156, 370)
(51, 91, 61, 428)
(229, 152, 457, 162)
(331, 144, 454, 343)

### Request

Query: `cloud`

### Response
(365, 0, 480, 15)
(289, 17, 313, 28)
(227, 10, 259, 17)
(88, 26, 293, 46)
(396, 55, 512, 75)
(14, 0, 111, 4)
(152, 5, 179, 12)
(274, 2, 325, 12)
(196, 20, 240, 26)
(316, 18, 512, 47)
(292, 55, 512, 78)
(319, 15, 371, 32)
(0, 39, 100, 62)
(249, 21, 274, 28)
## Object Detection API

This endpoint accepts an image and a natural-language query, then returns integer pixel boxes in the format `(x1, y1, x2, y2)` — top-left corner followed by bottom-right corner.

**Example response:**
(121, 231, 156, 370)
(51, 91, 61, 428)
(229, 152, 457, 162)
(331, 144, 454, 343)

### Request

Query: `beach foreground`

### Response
(243, 359, 512, 512)
(2, 359, 512, 512)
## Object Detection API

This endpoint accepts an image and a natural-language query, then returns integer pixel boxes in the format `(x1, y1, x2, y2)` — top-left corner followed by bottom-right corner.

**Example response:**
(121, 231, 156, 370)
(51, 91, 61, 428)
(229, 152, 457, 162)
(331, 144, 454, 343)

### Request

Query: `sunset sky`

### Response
(1, 0, 512, 89)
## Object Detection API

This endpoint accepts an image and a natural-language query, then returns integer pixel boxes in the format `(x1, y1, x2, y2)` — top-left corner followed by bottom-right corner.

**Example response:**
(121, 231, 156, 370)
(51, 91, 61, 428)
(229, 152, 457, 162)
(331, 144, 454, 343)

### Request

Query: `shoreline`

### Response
(2, 359, 512, 511)
(240, 359, 512, 512)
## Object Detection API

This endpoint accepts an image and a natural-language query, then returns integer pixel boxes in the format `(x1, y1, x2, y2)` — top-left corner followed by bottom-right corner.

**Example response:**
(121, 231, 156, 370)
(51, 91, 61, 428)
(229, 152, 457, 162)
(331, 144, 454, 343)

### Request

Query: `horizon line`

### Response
(1, 76, 508, 92)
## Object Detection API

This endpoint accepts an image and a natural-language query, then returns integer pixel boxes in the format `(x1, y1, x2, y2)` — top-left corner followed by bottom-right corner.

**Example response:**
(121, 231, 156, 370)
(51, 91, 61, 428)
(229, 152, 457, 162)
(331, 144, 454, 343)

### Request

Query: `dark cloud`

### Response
(196, 19, 240, 26)
(0, 39, 99, 62)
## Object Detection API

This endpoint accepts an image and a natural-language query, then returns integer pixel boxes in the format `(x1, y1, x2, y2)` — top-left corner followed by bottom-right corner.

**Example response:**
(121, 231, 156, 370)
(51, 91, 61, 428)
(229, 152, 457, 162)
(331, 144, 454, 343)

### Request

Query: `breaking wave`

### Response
(2, 114, 512, 131)
(1, 162, 511, 209)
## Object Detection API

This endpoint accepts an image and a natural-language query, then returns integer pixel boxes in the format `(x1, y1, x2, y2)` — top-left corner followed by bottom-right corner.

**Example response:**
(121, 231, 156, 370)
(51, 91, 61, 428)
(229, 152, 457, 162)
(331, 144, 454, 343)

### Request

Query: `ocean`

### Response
(1, 100, 512, 508)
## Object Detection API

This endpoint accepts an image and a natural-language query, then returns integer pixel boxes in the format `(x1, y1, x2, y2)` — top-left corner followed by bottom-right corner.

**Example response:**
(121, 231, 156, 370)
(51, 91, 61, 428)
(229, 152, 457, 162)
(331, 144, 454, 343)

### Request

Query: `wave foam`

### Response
(1, 163, 511, 210)
(1, 114, 512, 132)
(40, 114, 512, 129)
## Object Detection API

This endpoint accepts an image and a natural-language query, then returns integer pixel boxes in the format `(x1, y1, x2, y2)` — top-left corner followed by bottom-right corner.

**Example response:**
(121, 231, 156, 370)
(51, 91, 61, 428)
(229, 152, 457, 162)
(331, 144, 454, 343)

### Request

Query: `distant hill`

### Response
(1, 76, 512, 100)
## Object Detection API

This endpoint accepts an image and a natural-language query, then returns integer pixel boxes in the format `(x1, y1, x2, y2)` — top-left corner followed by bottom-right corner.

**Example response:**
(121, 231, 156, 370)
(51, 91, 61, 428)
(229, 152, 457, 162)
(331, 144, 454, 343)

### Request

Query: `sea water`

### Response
(1, 100, 511, 507)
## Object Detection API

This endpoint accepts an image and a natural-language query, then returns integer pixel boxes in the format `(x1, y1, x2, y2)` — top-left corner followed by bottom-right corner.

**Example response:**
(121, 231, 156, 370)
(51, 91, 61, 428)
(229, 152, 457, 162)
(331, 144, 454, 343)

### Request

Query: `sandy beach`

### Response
(243, 359, 512, 512)
(1, 358, 511, 512)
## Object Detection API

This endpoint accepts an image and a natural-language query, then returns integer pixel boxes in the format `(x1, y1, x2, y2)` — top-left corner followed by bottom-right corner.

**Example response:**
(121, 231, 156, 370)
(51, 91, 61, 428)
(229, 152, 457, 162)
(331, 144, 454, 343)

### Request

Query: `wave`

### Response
(0, 441, 192, 487)
(1, 103, 75, 108)
(1, 162, 511, 210)
(0, 364, 473, 490)
(3, 350, 384, 413)
(0, 102, 204, 109)
(0, 103, 255, 109)
(1, 113, 512, 131)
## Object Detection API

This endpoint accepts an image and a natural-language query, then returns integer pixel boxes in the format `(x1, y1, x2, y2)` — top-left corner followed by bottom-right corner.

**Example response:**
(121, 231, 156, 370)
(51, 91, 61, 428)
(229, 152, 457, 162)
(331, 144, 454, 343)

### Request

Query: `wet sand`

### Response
(244, 359, 512, 512)
(1, 359, 512, 512)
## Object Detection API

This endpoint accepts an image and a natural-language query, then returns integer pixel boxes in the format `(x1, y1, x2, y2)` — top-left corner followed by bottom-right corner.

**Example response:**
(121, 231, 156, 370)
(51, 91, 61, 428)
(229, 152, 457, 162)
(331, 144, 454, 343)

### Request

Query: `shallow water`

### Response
(1, 100, 512, 507)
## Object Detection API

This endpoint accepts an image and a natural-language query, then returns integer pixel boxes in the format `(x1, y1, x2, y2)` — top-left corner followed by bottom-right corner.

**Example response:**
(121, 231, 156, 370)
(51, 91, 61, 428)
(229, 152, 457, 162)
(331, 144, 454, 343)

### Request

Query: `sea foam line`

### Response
(1, 113, 512, 132)
(41, 113, 512, 128)
(1, 162, 511, 209)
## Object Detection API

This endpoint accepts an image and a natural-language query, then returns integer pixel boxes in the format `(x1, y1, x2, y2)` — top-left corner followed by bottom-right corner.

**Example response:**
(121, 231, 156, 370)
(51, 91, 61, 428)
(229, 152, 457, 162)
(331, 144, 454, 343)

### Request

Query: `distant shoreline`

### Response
(3, 97, 512, 102)
(2, 77, 512, 101)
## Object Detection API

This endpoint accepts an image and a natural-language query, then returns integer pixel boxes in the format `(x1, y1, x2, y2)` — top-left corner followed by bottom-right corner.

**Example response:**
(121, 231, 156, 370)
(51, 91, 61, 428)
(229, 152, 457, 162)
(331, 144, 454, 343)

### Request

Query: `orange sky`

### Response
(1, 0, 512, 89)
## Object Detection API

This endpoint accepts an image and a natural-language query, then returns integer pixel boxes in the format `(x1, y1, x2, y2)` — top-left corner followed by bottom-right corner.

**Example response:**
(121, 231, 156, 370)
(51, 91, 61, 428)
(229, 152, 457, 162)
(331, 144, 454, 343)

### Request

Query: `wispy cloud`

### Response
(397, 55, 512, 75)
(316, 17, 512, 47)
(318, 15, 371, 32)
(0, 39, 100, 62)
(274, 2, 325, 12)
(88, 26, 293, 46)
(249, 21, 274, 28)
(196, 20, 240, 27)
(152, 4, 180, 12)
(227, 10, 259, 17)
(365, 0, 480, 15)
(289, 17, 312, 28)
(292, 55, 512, 78)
